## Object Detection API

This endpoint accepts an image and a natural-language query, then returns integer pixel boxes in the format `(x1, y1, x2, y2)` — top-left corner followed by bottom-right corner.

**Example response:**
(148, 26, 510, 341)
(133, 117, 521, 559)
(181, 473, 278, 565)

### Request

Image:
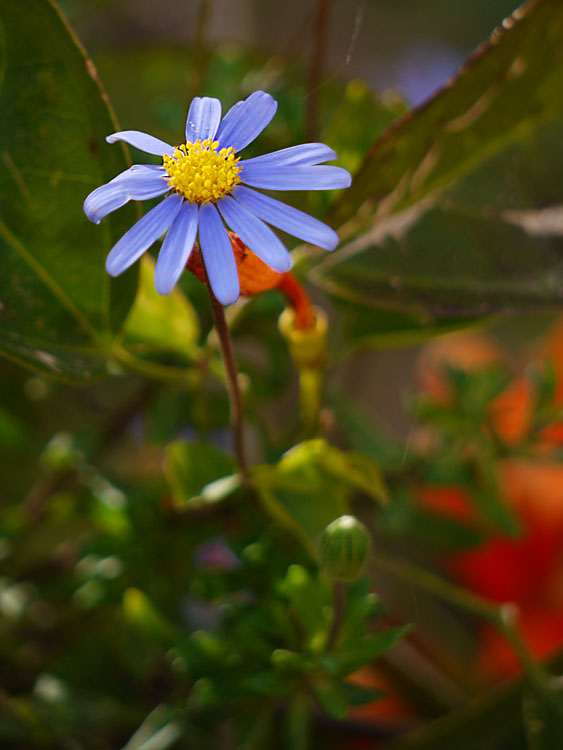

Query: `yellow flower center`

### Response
(162, 138, 241, 204)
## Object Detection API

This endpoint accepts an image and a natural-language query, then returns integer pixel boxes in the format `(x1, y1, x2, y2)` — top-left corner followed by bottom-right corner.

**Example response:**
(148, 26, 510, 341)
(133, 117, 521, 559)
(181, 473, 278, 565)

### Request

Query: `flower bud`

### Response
(40, 431, 82, 471)
(278, 307, 328, 369)
(320, 515, 370, 581)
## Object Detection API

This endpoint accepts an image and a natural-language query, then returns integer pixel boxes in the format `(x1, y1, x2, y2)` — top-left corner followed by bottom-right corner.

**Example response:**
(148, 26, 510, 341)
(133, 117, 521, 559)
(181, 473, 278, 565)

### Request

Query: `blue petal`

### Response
(217, 196, 291, 273)
(198, 203, 240, 305)
(111, 165, 166, 182)
(216, 91, 277, 153)
(231, 185, 339, 250)
(241, 164, 352, 191)
(185, 97, 222, 143)
(84, 167, 169, 224)
(106, 130, 175, 156)
(241, 143, 337, 168)
(105, 194, 183, 277)
(154, 202, 199, 295)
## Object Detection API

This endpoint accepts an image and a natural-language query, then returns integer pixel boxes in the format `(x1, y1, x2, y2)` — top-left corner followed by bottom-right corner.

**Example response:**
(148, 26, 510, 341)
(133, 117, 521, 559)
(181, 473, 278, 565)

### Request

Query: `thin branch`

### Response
(202, 271, 250, 482)
(373, 553, 550, 691)
(306, 0, 332, 141)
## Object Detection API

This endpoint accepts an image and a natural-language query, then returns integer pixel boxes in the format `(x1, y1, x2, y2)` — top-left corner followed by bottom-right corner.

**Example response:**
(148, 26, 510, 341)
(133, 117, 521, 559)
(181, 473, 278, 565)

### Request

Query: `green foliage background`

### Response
(1, 0, 563, 748)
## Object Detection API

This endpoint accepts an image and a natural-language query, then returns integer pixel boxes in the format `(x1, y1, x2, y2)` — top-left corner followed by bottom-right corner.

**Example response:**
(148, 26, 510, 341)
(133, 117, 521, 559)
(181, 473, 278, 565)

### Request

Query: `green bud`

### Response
(271, 649, 305, 670)
(278, 307, 328, 369)
(40, 431, 82, 472)
(320, 515, 370, 582)
(187, 678, 218, 709)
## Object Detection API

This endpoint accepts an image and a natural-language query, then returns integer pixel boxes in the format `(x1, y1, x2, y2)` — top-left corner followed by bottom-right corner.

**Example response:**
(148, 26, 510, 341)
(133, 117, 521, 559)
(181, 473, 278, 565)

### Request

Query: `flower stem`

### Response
(203, 274, 250, 482)
(286, 691, 311, 750)
(276, 278, 327, 437)
(306, 0, 332, 141)
(325, 581, 346, 651)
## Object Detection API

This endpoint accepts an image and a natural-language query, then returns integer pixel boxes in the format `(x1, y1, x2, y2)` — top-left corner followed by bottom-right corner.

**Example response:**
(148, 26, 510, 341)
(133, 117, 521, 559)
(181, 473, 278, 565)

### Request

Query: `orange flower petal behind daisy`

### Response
(187, 231, 318, 330)
(187, 231, 283, 296)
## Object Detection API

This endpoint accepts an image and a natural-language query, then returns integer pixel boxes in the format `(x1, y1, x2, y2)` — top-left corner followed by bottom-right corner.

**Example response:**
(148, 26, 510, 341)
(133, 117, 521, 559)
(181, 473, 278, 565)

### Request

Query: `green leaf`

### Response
(284, 691, 311, 750)
(330, 0, 563, 225)
(163, 439, 235, 508)
(0, 0, 137, 380)
(121, 705, 182, 750)
(317, 448, 389, 505)
(254, 448, 348, 550)
(254, 439, 386, 549)
(312, 677, 348, 719)
(277, 565, 331, 645)
(333, 627, 409, 677)
(321, 80, 407, 178)
(122, 588, 179, 644)
(271, 648, 310, 672)
(341, 682, 384, 707)
(316, 208, 563, 317)
(122, 255, 199, 362)
(469, 449, 521, 535)
(330, 298, 479, 350)
(338, 593, 380, 645)
(308, 79, 406, 219)
(313, 0, 563, 329)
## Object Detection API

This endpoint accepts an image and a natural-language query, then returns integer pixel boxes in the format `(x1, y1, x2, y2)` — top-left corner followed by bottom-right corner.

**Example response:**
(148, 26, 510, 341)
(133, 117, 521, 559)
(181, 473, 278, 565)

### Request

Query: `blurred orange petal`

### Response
(416, 333, 503, 401)
(489, 378, 533, 444)
(501, 459, 563, 525)
(449, 512, 562, 605)
(416, 485, 475, 523)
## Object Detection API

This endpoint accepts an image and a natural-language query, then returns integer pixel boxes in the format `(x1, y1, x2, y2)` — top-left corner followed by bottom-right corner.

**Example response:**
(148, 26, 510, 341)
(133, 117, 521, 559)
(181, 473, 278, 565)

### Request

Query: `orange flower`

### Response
(187, 231, 283, 296)
(489, 378, 533, 444)
(415, 322, 563, 678)
(416, 333, 503, 403)
(187, 232, 317, 329)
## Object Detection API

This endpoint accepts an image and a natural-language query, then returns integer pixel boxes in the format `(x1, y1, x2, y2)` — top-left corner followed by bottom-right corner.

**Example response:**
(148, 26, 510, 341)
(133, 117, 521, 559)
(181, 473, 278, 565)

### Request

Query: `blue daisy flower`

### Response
(84, 91, 351, 305)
